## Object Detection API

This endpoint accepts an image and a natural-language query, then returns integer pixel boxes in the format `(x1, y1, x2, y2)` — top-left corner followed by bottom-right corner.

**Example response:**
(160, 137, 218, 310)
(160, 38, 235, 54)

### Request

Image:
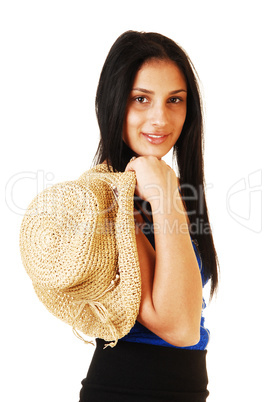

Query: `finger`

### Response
(161, 160, 171, 169)
(125, 156, 137, 172)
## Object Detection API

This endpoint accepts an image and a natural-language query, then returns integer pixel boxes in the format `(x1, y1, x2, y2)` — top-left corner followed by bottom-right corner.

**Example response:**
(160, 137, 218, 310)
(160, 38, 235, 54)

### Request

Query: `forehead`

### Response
(133, 59, 187, 90)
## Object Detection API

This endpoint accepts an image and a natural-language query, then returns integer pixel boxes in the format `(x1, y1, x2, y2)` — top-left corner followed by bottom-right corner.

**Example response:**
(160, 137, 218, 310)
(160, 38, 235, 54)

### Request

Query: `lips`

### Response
(141, 132, 169, 144)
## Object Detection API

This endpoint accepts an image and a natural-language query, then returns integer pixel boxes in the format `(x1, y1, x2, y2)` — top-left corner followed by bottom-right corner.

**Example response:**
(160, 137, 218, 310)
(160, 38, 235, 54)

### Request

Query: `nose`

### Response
(149, 102, 168, 128)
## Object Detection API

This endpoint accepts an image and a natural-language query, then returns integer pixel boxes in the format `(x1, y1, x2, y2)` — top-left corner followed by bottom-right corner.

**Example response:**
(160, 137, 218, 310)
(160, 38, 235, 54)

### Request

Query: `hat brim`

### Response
(20, 164, 141, 346)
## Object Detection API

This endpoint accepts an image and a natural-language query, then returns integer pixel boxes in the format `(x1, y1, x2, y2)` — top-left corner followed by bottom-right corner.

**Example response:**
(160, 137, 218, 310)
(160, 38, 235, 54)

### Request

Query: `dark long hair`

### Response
(93, 30, 219, 298)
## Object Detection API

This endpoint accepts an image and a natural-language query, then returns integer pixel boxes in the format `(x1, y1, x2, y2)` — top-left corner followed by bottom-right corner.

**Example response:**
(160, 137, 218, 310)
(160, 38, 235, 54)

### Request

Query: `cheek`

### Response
(123, 110, 135, 144)
(124, 109, 142, 139)
(126, 109, 141, 129)
(174, 109, 187, 130)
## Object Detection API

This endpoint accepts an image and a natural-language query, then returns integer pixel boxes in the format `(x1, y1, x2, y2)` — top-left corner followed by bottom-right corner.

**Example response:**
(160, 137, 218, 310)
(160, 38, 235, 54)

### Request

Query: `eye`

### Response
(134, 96, 149, 104)
(168, 97, 181, 104)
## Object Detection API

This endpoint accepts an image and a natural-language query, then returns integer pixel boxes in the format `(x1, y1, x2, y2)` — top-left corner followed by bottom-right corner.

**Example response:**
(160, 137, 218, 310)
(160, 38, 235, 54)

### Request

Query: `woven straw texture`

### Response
(19, 164, 141, 347)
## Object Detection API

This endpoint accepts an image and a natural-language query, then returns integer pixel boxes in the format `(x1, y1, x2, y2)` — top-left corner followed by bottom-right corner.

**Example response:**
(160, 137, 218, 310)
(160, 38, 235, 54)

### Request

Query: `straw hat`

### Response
(19, 163, 141, 348)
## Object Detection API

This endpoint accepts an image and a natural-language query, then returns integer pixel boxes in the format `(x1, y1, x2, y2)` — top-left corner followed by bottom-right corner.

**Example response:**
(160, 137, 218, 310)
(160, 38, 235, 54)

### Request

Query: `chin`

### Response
(144, 149, 169, 159)
(135, 151, 163, 159)
(126, 142, 170, 160)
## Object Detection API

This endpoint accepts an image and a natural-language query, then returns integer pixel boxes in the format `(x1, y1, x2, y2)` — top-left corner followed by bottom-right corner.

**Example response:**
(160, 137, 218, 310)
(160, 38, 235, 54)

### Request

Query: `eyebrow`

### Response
(132, 87, 187, 95)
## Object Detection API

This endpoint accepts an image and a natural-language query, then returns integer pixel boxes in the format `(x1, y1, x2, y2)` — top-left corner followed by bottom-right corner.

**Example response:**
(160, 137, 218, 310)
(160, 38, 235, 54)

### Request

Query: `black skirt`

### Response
(79, 339, 209, 401)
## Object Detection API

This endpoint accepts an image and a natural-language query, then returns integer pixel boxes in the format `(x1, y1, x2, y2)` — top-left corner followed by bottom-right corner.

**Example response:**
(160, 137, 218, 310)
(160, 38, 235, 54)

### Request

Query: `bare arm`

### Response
(126, 156, 203, 347)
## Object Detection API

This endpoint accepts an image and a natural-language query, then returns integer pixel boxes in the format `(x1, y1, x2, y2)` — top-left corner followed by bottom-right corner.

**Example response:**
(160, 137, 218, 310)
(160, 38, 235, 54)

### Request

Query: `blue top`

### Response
(121, 196, 210, 350)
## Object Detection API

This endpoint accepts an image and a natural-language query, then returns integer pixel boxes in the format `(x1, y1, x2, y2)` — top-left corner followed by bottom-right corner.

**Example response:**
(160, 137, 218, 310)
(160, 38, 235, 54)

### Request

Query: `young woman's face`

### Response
(123, 59, 187, 159)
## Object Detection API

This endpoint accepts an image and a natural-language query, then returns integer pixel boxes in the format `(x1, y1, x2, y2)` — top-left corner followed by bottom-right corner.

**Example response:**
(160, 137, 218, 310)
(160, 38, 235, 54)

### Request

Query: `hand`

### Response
(125, 156, 178, 205)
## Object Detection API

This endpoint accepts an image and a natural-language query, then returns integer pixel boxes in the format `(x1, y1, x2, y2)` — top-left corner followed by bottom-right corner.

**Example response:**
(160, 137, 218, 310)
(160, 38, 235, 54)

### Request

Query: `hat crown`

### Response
(20, 164, 127, 290)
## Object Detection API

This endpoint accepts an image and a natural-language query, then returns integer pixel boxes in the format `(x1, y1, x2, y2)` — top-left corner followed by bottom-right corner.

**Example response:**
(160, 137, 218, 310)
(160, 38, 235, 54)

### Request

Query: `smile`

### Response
(141, 132, 169, 144)
(147, 134, 165, 138)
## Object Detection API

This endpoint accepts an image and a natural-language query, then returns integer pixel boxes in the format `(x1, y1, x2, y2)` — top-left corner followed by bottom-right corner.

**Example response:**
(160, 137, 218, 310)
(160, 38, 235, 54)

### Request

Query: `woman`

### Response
(79, 30, 219, 401)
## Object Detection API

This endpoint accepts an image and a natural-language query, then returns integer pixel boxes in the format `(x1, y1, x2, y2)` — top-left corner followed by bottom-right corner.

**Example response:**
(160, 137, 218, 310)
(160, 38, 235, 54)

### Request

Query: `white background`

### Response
(1, 1, 266, 401)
